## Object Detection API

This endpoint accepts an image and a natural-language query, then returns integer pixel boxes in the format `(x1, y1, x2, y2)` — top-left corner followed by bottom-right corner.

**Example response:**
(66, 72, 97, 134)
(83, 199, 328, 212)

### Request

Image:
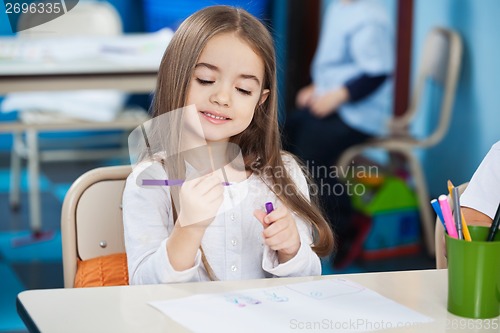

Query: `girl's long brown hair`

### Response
(149, 6, 334, 276)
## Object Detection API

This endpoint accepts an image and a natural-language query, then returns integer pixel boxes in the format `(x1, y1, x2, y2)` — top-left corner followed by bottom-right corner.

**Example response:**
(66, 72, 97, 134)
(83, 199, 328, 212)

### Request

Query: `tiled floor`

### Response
(0, 152, 435, 333)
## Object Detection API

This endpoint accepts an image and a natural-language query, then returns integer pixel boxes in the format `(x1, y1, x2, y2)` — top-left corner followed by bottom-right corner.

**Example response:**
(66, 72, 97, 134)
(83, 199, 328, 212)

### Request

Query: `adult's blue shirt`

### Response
(311, 0, 394, 136)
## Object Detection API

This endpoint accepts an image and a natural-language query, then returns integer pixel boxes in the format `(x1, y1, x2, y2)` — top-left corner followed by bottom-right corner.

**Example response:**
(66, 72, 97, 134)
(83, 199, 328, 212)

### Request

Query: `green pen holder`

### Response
(446, 226, 500, 318)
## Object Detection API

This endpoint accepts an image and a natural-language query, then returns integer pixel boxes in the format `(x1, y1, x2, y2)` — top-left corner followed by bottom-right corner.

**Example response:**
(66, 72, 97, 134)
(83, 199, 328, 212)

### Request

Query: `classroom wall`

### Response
(412, 0, 500, 196)
(0, 2, 13, 35)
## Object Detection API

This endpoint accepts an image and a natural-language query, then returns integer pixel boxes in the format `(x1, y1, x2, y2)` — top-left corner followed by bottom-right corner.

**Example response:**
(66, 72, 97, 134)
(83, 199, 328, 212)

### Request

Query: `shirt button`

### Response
(231, 265, 238, 272)
(231, 239, 237, 246)
(230, 214, 235, 221)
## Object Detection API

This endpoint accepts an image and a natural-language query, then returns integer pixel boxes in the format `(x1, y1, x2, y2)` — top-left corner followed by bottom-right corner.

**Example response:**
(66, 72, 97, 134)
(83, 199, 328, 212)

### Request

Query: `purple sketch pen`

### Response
(142, 179, 184, 186)
(142, 179, 232, 186)
(265, 202, 274, 214)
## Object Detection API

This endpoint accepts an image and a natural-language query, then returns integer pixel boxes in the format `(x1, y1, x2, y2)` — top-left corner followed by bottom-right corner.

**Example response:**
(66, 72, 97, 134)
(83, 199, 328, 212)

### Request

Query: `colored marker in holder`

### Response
(431, 199, 447, 233)
(439, 195, 458, 239)
(452, 187, 464, 240)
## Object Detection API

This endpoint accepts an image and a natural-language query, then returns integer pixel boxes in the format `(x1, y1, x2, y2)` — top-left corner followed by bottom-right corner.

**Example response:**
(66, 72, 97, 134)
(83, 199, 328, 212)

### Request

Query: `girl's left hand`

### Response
(254, 206, 301, 263)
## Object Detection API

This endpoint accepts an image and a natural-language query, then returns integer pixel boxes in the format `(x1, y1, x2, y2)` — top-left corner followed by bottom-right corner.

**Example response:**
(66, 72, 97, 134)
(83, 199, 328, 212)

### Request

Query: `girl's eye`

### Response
(236, 88, 252, 96)
(196, 78, 214, 85)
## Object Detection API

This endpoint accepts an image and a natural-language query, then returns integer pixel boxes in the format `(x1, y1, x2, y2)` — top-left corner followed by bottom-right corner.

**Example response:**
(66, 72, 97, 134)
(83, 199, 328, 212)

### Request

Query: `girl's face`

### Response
(186, 32, 269, 144)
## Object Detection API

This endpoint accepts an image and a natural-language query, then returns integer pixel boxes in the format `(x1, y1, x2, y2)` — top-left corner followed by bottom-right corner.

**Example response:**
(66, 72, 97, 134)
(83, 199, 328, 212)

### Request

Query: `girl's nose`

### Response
(210, 85, 230, 107)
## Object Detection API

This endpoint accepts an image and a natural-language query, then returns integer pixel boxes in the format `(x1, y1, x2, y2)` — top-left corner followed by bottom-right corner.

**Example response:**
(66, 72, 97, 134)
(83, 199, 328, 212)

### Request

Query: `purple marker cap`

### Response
(265, 202, 274, 214)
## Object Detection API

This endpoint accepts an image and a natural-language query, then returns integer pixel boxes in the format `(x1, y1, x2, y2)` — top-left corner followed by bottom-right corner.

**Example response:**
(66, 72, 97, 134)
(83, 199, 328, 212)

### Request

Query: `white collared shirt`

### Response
(122, 153, 322, 284)
(461, 141, 500, 220)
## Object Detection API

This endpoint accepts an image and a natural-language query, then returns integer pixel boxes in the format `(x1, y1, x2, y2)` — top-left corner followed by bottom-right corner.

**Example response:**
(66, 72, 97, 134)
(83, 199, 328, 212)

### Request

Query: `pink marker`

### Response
(438, 195, 458, 239)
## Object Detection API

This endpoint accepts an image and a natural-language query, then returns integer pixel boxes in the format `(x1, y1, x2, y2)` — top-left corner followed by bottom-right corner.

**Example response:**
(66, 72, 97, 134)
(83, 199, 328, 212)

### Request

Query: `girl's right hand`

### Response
(177, 172, 224, 228)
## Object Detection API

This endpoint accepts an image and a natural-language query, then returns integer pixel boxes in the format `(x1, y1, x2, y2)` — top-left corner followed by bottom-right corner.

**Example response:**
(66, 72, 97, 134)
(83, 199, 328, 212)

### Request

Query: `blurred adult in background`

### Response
(283, 0, 394, 266)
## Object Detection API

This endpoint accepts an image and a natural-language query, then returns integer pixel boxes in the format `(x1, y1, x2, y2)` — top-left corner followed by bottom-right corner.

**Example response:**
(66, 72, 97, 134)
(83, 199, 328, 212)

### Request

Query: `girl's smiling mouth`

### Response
(200, 110, 232, 123)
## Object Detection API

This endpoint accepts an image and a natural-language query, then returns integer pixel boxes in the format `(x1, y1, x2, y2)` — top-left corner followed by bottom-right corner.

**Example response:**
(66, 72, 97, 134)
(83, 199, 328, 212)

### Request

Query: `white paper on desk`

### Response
(149, 278, 433, 333)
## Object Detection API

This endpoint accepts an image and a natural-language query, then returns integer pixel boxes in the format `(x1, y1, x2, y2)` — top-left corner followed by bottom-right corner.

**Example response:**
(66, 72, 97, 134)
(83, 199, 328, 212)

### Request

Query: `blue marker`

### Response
(431, 198, 447, 233)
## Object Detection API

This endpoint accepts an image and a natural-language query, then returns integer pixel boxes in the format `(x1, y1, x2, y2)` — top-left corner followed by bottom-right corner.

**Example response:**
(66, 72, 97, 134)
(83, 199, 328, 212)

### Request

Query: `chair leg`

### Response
(338, 143, 436, 256)
(403, 151, 436, 257)
(26, 129, 42, 232)
(9, 132, 23, 211)
(336, 144, 371, 181)
(435, 221, 446, 269)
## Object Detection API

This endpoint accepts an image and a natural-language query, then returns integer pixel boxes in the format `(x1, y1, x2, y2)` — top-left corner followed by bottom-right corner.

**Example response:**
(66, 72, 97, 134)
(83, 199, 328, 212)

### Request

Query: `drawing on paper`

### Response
(264, 290, 289, 302)
(286, 279, 365, 300)
(225, 294, 262, 308)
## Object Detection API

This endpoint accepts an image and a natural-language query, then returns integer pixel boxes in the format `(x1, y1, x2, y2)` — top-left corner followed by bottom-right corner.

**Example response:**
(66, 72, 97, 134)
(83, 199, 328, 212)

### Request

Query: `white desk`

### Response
(0, 66, 157, 95)
(16, 269, 500, 333)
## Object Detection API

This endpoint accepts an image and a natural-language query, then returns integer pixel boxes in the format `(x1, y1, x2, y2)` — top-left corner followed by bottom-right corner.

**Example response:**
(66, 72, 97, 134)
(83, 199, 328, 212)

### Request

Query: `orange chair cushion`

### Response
(74, 253, 129, 288)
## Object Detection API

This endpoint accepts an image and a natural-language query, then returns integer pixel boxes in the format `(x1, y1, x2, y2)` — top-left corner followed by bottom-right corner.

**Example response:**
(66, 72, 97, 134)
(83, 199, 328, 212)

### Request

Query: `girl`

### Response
(123, 5, 334, 284)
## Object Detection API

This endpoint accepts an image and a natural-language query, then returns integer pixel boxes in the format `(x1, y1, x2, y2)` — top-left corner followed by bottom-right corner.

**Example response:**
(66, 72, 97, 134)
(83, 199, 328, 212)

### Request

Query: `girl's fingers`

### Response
(262, 218, 288, 238)
(195, 173, 223, 195)
(263, 206, 287, 224)
(181, 175, 210, 193)
(264, 234, 295, 251)
(253, 210, 267, 228)
(182, 172, 211, 190)
(255, 206, 286, 228)
(205, 187, 224, 204)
